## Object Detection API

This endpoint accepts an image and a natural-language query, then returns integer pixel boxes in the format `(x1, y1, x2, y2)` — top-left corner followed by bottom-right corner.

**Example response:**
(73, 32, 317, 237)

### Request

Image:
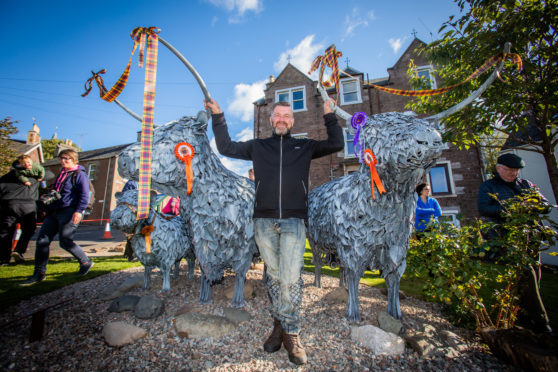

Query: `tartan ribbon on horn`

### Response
(308, 44, 343, 102)
(81, 69, 108, 97)
(87, 27, 161, 103)
(366, 52, 523, 97)
(136, 27, 159, 219)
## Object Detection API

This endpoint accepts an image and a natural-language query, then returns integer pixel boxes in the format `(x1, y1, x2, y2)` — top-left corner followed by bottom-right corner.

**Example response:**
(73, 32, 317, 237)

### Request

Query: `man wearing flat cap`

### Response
(478, 152, 553, 334)
(478, 153, 537, 225)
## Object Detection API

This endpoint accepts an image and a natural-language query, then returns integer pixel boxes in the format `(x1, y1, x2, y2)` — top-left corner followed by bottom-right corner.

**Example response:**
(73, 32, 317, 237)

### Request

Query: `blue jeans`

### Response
(254, 218, 306, 334)
(34, 207, 90, 274)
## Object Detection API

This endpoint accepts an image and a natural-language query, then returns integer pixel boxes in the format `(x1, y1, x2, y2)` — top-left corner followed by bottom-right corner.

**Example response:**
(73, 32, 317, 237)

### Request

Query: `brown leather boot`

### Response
(282, 332, 308, 365)
(263, 318, 283, 353)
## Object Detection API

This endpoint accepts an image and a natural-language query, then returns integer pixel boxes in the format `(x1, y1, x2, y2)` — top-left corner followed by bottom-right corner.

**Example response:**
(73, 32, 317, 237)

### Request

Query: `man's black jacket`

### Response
(212, 112, 344, 219)
(0, 171, 39, 205)
(477, 173, 548, 223)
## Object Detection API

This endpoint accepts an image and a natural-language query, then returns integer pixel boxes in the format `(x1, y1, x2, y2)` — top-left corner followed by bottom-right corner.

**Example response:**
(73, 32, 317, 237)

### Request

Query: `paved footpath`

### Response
(17, 224, 127, 260)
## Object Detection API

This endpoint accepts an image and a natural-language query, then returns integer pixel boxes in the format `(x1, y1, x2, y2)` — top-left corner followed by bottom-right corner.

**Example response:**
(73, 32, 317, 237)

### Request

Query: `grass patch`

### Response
(303, 246, 425, 299)
(0, 257, 141, 311)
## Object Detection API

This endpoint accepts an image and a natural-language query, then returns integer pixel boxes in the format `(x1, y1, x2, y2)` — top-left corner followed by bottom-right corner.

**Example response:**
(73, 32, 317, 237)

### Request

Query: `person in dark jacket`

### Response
(477, 152, 553, 334)
(0, 168, 40, 265)
(20, 149, 94, 285)
(205, 98, 343, 365)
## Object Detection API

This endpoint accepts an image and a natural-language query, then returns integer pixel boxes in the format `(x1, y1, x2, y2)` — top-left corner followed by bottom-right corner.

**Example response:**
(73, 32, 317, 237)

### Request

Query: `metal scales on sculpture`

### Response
(307, 42, 520, 322)
(84, 28, 256, 307)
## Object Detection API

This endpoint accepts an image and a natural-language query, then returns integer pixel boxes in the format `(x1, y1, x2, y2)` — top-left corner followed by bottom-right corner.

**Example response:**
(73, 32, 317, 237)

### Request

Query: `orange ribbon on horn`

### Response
(141, 225, 155, 254)
(174, 142, 195, 195)
(363, 149, 386, 200)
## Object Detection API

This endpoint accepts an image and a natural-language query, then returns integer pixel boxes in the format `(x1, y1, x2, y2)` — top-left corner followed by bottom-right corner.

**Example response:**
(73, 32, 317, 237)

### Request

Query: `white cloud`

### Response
(220, 157, 252, 177)
(210, 132, 253, 177)
(236, 127, 254, 141)
(342, 8, 375, 40)
(205, 0, 263, 22)
(228, 80, 266, 122)
(211, 16, 219, 26)
(389, 37, 404, 53)
(273, 35, 324, 74)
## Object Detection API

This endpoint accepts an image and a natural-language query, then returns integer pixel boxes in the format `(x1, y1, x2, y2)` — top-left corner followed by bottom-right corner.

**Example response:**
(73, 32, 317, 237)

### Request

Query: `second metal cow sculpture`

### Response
(307, 112, 442, 321)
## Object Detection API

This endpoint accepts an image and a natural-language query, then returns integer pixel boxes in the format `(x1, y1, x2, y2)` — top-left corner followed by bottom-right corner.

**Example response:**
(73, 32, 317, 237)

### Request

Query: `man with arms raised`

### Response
(205, 98, 343, 365)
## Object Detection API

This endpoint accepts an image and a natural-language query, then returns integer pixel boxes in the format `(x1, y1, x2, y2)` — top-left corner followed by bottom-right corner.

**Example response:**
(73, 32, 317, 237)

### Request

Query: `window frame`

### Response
(274, 86, 307, 112)
(426, 161, 455, 197)
(342, 128, 357, 159)
(415, 65, 437, 89)
(88, 164, 97, 181)
(440, 208, 461, 228)
(292, 132, 308, 139)
(339, 77, 362, 105)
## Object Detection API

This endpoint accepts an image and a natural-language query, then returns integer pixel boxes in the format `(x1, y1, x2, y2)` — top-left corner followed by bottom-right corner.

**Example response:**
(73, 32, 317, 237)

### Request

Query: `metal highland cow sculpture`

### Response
(84, 29, 257, 308)
(110, 188, 195, 292)
(117, 113, 257, 308)
(307, 42, 516, 322)
(307, 111, 442, 321)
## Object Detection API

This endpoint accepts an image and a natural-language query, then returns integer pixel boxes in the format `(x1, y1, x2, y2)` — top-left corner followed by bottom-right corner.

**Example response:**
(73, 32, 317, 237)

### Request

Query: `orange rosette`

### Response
(363, 149, 386, 200)
(141, 225, 155, 254)
(174, 142, 195, 195)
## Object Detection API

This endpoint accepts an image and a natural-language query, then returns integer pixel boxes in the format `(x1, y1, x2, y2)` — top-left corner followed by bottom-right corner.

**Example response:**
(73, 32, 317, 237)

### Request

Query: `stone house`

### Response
(7, 123, 45, 166)
(42, 143, 132, 225)
(253, 38, 485, 223)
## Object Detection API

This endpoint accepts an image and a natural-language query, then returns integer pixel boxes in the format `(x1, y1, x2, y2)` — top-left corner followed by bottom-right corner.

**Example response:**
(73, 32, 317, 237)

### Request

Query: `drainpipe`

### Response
(100, 157, 111, 225)
(366, 73, 373, 114)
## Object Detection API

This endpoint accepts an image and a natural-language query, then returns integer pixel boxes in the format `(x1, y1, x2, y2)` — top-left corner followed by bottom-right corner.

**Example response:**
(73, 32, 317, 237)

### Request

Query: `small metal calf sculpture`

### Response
(110, 188, 195, 292)
(307, 112, 443, 321)
(118, 112, 257, 308)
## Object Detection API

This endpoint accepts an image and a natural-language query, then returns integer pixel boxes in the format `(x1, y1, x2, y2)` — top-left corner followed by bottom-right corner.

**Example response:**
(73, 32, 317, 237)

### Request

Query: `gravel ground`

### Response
(0, 265, 516, 371)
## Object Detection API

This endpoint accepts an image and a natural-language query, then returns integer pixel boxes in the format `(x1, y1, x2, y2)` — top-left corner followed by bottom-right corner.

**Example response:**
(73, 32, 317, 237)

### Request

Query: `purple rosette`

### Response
(351, 112, 368, 163)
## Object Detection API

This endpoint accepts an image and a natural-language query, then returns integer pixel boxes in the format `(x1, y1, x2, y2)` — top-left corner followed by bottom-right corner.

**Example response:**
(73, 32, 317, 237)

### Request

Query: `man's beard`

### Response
(273, 122, 291, 136)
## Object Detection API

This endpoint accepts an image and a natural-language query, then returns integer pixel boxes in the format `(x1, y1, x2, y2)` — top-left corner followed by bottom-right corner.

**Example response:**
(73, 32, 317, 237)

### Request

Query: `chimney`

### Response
(269, 75, 275, 83)
(26, 123, 41, 144)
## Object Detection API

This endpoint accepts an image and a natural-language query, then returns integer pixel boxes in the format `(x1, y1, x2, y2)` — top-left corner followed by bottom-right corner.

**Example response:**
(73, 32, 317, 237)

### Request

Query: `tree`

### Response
(0, 117, 19, 175)
(41, 138, 81, 160)
(407, 0, 558, 201)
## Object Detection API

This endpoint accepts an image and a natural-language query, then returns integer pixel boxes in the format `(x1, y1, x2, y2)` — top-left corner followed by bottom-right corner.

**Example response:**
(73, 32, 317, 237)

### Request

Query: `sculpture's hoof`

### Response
(230, 300, 246, 309)
(345, 312, 362, 324)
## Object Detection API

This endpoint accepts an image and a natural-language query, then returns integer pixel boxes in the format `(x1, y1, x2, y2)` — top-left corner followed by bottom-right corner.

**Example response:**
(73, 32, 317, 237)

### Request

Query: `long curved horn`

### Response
(317, 84, 352, 121)
(158, 36, 213, 103)
(113, 99, 142, 122)
(426, 42, 511, 122)
(110, 35, 214, 122)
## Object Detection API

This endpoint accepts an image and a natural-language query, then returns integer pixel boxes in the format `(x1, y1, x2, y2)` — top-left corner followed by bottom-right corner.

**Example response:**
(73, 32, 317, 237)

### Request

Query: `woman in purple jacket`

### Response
(20, 149, 94, 285)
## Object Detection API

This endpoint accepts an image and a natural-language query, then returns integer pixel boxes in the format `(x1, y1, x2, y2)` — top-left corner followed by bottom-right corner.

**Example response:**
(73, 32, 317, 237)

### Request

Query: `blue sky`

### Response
(1, 0, 461, 176)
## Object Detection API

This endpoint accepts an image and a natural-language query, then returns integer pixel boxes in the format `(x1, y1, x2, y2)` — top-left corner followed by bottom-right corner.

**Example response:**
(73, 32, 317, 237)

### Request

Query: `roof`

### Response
(340, 66, 363, 78)
(7, 139, 44, 162)
(502, 122, 543, 149)
(388, 38, 427, 71)
(42, 143, 133, 166)
(364, 76, 390, 87)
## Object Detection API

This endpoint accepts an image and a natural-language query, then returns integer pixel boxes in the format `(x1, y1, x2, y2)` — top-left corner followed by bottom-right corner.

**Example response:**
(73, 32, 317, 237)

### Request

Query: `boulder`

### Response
(102, 321, 146, 346)
(224, 279, 256, 300)
(324, 287, 348, 304)
(223, 307, 251, 324)
(377, 311, 403, 335)
(350, 324, 405, 355)
(107, 295, 141, 313)
(134, 294, 165, 319)
(175, 312, 237, 338)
